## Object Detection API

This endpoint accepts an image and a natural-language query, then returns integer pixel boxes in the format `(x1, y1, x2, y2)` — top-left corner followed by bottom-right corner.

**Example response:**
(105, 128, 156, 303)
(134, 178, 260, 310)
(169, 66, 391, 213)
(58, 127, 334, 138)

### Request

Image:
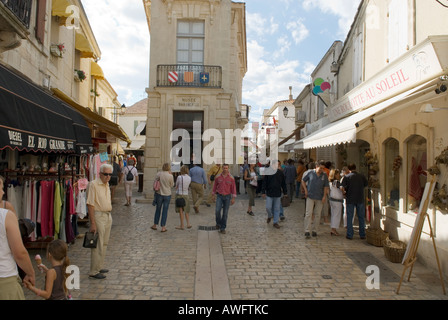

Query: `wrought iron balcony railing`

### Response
(1, 0, 32, 28)
(157, 64, 222, 89)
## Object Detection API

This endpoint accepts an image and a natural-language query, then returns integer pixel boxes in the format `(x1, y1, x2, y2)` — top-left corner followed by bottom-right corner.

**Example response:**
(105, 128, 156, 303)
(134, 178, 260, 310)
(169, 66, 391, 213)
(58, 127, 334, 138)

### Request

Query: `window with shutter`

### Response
(35, 0, 47, 44)
(388, 0, 408, 63)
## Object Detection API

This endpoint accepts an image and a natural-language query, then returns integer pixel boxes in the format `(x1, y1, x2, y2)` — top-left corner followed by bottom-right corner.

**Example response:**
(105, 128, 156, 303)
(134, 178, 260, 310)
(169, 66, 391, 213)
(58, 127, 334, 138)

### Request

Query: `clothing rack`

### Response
(2, 169, 84, 249)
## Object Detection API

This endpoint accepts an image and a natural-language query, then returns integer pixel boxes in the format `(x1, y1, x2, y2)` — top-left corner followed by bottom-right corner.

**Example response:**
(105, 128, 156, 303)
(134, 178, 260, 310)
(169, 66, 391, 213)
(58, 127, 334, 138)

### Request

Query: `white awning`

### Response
(294, 79, 437, 150)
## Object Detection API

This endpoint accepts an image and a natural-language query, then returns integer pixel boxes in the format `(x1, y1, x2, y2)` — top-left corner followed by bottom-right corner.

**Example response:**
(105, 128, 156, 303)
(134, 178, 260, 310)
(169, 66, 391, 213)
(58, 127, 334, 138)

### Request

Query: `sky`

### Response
(81, 0, 362, 123)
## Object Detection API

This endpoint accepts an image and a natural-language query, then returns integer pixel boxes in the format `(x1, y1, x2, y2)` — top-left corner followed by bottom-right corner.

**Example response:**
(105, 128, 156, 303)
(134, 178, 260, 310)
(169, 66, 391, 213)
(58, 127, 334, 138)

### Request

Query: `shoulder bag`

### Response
(175, 176, 186, 208)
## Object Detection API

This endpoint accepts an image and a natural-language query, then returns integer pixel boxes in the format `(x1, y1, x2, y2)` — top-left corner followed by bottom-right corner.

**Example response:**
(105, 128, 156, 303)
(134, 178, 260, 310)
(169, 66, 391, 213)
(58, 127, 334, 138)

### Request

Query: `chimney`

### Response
(289, 86, 293, 100)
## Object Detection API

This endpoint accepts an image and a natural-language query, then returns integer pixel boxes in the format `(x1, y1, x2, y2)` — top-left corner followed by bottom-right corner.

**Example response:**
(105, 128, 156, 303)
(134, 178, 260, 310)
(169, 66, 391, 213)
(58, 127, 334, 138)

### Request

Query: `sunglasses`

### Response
(101, 173, 113, 176)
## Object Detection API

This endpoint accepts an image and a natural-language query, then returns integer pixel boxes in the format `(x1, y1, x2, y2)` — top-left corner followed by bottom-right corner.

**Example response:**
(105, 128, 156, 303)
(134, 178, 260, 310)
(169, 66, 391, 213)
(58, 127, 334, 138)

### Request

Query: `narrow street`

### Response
(24, 186, 448, 301)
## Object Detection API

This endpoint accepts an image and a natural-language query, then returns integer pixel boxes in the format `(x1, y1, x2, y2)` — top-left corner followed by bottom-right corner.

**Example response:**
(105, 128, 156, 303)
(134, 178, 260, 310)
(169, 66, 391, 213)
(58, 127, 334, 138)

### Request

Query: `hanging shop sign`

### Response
(328, 38, 444, 122)
(1, 128, 75, 153)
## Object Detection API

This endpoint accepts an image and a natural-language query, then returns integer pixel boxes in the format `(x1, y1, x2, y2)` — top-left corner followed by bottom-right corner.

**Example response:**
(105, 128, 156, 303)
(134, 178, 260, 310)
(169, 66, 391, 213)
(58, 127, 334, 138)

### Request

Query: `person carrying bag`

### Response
(175, 166, 192, 230)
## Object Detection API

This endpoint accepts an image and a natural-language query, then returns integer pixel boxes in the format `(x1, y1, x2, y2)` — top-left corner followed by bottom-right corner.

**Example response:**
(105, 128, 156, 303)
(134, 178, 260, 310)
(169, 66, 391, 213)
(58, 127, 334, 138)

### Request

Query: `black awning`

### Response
(0, 64, 92, 154)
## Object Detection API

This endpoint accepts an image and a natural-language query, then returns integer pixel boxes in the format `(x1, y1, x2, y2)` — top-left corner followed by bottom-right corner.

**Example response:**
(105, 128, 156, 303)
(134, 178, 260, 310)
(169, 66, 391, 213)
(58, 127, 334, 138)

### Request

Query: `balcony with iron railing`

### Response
(0, 0, 32, 28)
(157, 64, 222, 89)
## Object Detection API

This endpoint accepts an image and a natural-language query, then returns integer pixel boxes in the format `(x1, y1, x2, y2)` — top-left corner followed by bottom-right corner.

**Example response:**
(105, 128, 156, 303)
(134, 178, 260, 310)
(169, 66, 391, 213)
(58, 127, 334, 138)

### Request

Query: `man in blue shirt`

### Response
(189, 164, 208, 213)
(301, 161, 329, 238)
(341, 163, 368, 240)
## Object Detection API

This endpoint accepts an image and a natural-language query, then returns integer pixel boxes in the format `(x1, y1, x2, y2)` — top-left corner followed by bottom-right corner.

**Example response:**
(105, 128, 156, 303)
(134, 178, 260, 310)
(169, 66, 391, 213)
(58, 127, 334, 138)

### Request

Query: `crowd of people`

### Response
(0, 153, 368, 300)
(147, 157, 368, 241)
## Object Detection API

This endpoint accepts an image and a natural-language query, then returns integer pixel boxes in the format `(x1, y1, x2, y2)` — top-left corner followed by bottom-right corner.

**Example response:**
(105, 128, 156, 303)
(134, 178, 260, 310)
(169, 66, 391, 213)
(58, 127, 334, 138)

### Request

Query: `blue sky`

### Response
(81, 0, 361, 122)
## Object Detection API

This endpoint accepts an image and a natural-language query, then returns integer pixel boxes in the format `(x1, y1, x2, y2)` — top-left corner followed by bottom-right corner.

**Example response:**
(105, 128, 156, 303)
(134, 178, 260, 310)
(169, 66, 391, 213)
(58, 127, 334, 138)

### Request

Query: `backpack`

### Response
(126, 166, 134, 181)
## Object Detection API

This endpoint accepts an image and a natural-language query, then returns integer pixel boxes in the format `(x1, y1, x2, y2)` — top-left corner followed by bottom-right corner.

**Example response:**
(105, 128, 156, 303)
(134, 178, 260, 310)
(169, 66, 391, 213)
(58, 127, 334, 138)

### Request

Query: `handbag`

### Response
(83, 232, 98, 248)
(153, 178, 160, 191)
(175, 176, 186, 208)
(281, 195, 290, 208)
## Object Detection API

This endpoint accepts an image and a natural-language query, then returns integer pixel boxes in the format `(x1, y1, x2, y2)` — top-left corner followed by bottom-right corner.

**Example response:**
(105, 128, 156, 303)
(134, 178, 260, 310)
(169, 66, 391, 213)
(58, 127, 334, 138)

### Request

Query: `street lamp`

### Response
(283, 106, 295, 119)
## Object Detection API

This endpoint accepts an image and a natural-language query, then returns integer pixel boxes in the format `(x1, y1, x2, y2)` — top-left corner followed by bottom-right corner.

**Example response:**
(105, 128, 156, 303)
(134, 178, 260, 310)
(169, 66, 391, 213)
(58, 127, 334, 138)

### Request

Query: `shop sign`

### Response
(3, 128, 75, 153)
(328, 39, 443, 122)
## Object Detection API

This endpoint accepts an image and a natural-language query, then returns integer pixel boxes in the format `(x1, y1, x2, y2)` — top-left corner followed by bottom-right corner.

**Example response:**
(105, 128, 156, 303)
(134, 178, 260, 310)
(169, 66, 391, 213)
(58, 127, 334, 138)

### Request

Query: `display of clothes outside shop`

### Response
(5, 177, 85, 244)
(79, 153, 106, 182)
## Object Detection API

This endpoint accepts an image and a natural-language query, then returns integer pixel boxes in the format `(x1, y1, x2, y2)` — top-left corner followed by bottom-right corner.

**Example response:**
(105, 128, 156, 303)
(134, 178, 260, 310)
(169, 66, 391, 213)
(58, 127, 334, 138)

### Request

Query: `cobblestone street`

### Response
(24, 186, 447, 301)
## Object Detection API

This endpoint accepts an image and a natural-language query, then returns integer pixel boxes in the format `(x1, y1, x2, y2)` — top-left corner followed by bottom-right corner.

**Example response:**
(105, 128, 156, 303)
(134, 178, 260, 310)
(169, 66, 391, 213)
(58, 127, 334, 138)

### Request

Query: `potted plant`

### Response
(74, 69, 86, 82)
(90, 89, 100, 97)
(50, 43, 66, 58)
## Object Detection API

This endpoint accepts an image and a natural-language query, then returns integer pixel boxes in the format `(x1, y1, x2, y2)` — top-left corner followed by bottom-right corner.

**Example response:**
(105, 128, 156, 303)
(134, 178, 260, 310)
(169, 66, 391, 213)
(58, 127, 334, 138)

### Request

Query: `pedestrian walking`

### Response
(206, 163, 222, 207)
(152, 163, 174, 233)
(284, 159, 297, 203)
(301, 160, 329, 238)
(341, 163, 368, 240)
(320, 161, 332, 224)
(189, 164, 207, 213)
(212, 164, 236, 234)
(86, 164, 113, 279)
(0, 176, 35, 300)
(175, 165, 192, 230)
(340, 166, 351, 228)
(121, 159, 138, 206)
(243, 163, 258, 216)
(262, 160, 288, 229)
(24, 239, 70, 300)
(295, 159, 306, 198)
(329, 169, 344, 236)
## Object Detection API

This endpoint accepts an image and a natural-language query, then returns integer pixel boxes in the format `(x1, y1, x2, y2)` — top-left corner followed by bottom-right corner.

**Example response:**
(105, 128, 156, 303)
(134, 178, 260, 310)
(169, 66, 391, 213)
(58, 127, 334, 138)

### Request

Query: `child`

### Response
(24, 239, 70, 300)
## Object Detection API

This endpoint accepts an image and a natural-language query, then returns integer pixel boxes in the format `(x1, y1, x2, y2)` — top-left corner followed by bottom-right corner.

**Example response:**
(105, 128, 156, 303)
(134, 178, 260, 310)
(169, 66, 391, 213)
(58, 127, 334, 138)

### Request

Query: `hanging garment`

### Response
(76, 191, 87, 219)
(65, 185, 75, 243)
(59, 189, 67, 243)
(53, 181, 62, 239)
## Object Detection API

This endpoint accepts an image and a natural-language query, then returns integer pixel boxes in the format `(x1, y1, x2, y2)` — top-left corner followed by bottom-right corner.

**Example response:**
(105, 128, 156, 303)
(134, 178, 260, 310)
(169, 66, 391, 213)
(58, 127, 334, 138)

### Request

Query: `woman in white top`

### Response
(329, 169, 344, 236)
(121, 159, 138, 206)
(175, 165, 192, 230)
(0, 176, 35, 299)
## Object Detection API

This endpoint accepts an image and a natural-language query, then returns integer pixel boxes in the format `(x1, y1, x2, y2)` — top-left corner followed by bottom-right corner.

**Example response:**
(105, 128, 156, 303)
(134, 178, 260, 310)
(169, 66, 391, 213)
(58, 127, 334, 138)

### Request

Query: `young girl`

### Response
(25, 239, 70, 300)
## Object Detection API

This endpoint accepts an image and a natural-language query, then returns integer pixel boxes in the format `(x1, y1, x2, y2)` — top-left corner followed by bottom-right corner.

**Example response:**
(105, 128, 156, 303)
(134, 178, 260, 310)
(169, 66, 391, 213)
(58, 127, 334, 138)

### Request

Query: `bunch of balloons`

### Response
(312, 78, 331, 96)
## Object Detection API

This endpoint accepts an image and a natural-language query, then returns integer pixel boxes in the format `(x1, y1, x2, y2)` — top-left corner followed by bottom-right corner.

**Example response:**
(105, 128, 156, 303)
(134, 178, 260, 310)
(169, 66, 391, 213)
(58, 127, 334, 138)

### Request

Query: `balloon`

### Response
(314, 78, 324, 86)
(312, 86, 323, 95)
(321, 82, 331, 91)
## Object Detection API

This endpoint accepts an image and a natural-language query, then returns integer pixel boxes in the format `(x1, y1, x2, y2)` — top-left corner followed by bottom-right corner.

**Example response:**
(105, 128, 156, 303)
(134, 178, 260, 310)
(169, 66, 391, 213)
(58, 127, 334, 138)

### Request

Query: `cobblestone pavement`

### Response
(24, 185, 447, 301)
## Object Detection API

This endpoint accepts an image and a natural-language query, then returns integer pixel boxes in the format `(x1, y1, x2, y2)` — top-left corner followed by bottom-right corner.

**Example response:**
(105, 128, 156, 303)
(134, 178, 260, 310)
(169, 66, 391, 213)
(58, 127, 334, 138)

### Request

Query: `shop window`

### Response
(406, 135, 427, 213)
(385, 138, 399, 208)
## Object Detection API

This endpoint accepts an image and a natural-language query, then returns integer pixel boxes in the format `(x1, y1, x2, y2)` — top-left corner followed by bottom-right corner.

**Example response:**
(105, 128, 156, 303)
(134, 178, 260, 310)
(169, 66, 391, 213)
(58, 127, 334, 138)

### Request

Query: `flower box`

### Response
(50, 44, 65, 58)
(74, 69, 86, 82)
